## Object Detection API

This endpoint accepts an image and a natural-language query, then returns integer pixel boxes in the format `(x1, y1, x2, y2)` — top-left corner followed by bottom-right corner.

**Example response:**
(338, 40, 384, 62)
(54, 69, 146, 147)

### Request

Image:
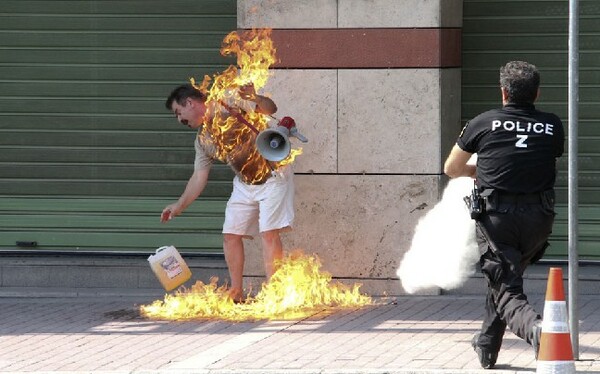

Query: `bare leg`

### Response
(260, 229, 283, 280)
(223, 233, 244, 300)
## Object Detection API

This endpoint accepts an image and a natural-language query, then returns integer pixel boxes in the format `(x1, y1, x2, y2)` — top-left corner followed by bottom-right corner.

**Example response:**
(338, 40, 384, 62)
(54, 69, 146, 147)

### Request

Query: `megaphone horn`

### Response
(256, 126, 292, 162)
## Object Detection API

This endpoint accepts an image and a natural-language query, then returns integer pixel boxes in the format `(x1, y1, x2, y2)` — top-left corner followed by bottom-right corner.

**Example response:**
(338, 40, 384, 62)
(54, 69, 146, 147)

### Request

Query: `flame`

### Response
(191, 28, 301, 185)
(140, 251, 372, 322)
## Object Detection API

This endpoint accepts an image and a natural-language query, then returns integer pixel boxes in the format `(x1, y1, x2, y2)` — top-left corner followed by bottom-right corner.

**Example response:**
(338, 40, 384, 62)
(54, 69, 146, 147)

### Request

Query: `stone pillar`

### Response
(239, 0, 463, 295)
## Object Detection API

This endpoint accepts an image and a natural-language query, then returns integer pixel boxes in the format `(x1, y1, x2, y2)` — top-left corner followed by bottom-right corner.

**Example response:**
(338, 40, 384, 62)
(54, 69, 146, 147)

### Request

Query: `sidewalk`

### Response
(0, 291, 599, 374)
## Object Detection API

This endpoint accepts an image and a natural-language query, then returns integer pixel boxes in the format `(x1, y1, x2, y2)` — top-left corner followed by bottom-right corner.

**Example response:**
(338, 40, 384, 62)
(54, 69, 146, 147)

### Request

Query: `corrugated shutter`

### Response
(0, 0, 237, 253)
(462, 0, 600, 259)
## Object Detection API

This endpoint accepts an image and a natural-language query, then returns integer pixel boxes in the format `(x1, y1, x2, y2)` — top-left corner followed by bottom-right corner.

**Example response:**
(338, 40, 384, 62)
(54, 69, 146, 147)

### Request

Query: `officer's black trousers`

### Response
(475, 200, 554, 353)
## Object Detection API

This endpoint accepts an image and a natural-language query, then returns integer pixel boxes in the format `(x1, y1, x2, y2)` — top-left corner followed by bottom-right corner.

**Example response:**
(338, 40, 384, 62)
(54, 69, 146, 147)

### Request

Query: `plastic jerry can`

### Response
(148, 246, 192, 291)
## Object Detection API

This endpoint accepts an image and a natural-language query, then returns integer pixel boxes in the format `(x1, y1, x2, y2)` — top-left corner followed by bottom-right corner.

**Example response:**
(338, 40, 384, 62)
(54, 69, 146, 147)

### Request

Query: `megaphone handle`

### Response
(290, 128, 308, 143)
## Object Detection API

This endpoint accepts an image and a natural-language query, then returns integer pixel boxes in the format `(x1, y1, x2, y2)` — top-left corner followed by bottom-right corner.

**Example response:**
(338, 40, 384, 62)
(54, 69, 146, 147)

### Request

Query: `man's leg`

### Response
(260, 229, 283, 280)
(473, 249, 507, 369)
(478, 210, 543, 344)
(223, 233, 245, 300)
(493, 248, 542, 344)
(478, 289, 507, 352)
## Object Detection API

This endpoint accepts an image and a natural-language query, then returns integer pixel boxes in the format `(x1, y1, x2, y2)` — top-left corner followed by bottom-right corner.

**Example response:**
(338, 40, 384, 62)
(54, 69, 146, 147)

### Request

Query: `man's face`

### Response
(171, 98, 206, 129)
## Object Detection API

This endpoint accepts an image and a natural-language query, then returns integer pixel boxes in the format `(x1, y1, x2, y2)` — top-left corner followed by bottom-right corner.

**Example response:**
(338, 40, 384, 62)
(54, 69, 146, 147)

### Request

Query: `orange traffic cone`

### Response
(536, 267, 575, 374)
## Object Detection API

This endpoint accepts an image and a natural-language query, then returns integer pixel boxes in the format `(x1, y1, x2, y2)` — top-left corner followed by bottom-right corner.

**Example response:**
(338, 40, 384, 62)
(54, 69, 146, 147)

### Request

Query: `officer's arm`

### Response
(444, 144, 476, 178)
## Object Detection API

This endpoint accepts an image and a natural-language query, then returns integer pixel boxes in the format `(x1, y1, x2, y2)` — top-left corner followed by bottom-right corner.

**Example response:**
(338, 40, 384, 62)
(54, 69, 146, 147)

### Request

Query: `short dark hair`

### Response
(499, 61, 540, 104)
(165, 84, 206, 110)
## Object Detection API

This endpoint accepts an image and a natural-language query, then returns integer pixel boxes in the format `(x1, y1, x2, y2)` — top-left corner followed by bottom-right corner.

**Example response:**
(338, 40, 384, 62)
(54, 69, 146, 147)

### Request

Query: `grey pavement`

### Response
(1, 290, 599, 374)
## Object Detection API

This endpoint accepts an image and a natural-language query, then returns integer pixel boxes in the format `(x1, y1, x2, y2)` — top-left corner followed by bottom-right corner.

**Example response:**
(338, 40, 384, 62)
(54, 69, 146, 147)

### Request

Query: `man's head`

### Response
(165, 84, 207, 129)
(499, 61, 540, 105)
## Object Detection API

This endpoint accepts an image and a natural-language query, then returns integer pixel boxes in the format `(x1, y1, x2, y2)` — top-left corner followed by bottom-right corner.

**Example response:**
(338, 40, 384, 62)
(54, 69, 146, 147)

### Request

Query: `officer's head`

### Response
(499, 61, 540, 105)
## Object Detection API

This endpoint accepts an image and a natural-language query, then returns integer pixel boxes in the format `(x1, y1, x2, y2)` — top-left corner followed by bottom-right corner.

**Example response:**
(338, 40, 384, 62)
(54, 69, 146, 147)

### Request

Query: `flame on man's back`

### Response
(397, 177, 479, 294)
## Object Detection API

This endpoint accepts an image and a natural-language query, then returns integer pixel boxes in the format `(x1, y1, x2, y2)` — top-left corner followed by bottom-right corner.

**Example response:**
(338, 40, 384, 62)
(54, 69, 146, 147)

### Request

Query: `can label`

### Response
(160, 256, 183, 279)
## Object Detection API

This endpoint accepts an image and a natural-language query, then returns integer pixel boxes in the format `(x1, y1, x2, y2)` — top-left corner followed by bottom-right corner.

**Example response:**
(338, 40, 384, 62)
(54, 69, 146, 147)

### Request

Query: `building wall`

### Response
(239, 0, 463, 295)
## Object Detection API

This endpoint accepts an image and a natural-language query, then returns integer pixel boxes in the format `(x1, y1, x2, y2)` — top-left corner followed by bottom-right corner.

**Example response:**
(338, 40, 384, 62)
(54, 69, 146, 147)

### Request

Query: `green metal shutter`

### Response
(0, 0, 236, 253)
(462, 0, 600, 259)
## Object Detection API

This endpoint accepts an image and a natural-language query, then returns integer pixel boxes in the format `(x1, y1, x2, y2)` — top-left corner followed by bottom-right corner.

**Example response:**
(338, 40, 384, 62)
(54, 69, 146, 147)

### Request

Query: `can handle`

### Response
(156, 245, 171, 254)
(148, 245, 173, 261)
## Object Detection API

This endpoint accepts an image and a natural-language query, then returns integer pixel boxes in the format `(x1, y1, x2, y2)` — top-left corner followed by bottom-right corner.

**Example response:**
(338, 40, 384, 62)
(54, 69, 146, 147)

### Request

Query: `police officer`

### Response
(444, 61, 565, 369)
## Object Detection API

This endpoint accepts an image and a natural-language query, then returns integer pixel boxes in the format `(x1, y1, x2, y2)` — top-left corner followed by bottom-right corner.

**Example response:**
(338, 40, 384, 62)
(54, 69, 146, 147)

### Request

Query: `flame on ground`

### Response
(140, 251, 372, 322)
(191, 28, 302, 185)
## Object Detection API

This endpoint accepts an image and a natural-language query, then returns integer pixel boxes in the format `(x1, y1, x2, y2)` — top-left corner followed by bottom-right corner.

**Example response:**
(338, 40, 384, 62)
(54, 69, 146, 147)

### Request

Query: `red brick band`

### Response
(269, 28, 461, 69)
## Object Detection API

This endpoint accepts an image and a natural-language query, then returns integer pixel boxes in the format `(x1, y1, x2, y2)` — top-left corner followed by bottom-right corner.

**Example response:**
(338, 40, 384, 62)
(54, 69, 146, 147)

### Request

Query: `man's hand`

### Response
(238, 83, 257, 101)
(160, 203, 182, 223)
(237, 82, 277, 115)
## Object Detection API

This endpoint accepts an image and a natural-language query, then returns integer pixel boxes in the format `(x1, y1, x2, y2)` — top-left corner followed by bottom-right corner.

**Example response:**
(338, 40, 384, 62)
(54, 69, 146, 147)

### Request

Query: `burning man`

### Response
(161, 83, 294, 303)
(444, 61, 564, 369)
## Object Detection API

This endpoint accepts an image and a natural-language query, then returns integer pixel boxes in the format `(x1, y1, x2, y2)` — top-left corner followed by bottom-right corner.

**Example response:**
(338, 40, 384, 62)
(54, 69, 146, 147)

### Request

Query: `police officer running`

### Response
(444, 61, 565, 369)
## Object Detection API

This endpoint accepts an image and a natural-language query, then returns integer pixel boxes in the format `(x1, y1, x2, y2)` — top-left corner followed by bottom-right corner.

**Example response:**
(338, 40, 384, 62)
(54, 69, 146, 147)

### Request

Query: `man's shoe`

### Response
(471, 333, 498, 369)
(532, 320, 542, 359)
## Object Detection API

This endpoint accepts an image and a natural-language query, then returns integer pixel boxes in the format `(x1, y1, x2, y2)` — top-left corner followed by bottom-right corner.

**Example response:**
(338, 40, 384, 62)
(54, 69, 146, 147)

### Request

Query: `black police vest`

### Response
(457, 103, 565, 194)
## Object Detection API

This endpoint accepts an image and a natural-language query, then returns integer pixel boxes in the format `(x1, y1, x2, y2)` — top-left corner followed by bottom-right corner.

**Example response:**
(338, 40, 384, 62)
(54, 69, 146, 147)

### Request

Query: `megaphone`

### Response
(256, 116, 308, 162)
(256, 127, 292, 162)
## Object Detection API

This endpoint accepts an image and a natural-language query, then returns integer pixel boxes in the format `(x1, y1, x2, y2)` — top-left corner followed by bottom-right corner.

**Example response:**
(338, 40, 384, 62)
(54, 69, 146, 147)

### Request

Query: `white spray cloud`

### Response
(397, 176, 480, 294)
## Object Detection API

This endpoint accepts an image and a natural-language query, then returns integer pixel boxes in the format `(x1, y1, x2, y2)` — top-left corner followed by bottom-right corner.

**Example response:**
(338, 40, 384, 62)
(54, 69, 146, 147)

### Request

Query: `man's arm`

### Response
(253, 94, 277, 115)
(161, 167, 211, 222)
(238, 83, 277, 115)
(444, 144, 476, 179)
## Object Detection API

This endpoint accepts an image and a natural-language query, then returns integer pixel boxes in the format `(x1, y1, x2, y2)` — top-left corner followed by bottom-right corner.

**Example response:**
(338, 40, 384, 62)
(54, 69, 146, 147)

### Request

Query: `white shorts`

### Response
(222, 166, 294, 238)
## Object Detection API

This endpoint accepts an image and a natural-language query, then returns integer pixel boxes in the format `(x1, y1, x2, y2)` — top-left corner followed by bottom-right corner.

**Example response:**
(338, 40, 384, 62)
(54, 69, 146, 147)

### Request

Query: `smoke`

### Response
(397, 176, 480, 294)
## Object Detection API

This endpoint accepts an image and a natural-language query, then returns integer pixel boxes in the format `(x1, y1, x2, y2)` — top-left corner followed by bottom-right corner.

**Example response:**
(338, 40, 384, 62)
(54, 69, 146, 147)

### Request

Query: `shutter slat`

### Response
(462, 0, 600, 259)
(0, 1, 237, 253)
